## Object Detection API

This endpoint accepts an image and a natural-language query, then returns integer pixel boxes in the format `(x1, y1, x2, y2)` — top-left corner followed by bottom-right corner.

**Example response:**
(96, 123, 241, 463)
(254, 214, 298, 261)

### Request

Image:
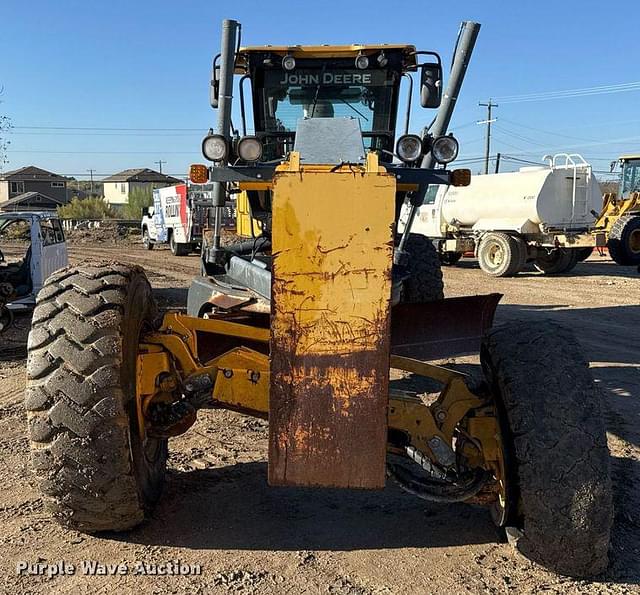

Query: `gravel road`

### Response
(1, 240, 638, 594)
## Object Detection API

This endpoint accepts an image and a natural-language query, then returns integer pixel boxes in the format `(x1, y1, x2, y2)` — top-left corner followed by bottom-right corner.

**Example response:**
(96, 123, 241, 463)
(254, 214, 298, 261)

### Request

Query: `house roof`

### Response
(0, 191, 64, 211)
(0, 166, 71, 182)
(101, 168, 182, 183)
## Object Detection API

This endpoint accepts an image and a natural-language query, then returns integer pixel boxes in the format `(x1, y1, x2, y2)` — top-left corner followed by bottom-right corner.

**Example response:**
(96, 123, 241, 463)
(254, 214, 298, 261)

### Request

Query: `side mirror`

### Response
(141, 207, 149, 217)
(210, 59, 221, 108)
(420, 62, 442, 108)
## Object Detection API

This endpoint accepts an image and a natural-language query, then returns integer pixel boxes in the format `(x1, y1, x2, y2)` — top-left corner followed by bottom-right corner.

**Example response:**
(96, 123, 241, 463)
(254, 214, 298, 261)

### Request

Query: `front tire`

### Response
(142, 228, 154, 250)
(481, 322, 613, 577)
(25, 262, 167, 532)
(607, 215, 640, 266)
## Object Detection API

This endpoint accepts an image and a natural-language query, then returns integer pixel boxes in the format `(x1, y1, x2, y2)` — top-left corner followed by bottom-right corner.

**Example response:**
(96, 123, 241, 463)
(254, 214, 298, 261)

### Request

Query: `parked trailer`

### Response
(141, 183, 208, 256)
(402, 153, 606, 276)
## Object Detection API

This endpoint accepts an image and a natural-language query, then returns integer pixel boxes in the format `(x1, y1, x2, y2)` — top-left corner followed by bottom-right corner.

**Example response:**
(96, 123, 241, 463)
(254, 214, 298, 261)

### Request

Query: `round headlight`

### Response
(355, 54, 369, 70)
(237, 136, 263, 162)
(432, 135, 459, 164)
(202, 134, 227, 162)
(282, 55, 296, 71)
(396, 134, 423, 163)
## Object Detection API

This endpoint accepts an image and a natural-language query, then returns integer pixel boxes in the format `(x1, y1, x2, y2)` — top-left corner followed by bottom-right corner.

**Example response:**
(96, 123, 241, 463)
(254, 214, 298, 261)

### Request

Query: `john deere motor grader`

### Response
(25, 20, 612, 577)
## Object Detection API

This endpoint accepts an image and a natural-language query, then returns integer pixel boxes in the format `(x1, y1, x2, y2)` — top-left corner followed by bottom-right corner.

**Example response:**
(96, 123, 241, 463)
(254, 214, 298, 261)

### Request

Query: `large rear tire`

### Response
(25, 262, 167, 532)
(607, 214, 640, 266)
(481, 322, 613, 577)
(402, 234, 444, 302)
(477, 232, 522, 277)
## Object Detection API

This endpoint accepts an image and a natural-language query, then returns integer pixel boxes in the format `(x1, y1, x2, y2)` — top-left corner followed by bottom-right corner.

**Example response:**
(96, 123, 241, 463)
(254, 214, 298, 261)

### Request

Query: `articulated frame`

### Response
(136, 312, 504, 500)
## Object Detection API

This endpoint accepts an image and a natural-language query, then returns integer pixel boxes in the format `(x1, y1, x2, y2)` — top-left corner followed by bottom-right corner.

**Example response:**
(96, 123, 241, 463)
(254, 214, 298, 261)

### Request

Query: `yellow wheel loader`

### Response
(24, 20, 612, 577)
(594, 154, 640, 266)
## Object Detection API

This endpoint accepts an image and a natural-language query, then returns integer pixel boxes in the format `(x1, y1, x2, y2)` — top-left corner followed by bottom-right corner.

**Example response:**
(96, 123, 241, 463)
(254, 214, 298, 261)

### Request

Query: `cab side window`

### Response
(40, 219, 64, 246)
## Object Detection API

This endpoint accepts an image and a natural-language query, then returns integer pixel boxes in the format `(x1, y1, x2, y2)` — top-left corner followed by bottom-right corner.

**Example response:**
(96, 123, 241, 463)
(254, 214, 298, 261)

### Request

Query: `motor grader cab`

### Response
(24, 20, 612, 578)
(595, 154, 640, 265)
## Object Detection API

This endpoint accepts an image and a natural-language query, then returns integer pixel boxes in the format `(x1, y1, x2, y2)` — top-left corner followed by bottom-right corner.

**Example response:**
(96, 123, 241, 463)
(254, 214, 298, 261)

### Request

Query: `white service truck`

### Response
(402, 153, 606, 276)
(141, 183, 208, 256)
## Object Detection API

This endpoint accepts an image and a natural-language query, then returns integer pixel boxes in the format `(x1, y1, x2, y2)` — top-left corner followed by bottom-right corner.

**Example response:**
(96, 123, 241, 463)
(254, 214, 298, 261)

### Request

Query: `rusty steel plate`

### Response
(268, 160, 396, 489)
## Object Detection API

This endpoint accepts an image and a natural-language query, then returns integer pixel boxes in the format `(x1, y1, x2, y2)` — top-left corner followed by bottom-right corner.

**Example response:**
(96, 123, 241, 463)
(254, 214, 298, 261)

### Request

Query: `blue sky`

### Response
(1, 0, 639, 179)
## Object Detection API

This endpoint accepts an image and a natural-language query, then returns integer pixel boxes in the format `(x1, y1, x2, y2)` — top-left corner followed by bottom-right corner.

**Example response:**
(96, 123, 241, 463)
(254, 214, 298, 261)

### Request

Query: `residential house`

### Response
(0, 166, 71, 207)
(0, 191, 65, 212)
(102, 168, 182, 209)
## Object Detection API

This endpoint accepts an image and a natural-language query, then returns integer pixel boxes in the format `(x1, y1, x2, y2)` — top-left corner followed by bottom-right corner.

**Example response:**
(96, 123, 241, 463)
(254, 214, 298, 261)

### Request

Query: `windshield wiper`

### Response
(338, 98, 369, 121)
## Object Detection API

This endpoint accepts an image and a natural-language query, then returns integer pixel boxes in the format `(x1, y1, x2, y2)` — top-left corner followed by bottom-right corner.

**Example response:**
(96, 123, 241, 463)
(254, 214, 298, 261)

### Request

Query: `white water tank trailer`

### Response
(403, 153, 607, 276)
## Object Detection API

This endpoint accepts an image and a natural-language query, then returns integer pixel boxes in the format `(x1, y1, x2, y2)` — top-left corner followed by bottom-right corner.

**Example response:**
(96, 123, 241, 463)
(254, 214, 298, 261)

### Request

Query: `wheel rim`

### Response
(629, 229, 640, 254)
(487, 243, 504, 268)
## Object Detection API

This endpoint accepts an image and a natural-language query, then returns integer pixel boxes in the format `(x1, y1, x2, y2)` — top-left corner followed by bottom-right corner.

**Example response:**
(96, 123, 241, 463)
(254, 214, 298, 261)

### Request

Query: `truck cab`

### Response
(0, 211, 68, 311)
(141, 183, 207, 256)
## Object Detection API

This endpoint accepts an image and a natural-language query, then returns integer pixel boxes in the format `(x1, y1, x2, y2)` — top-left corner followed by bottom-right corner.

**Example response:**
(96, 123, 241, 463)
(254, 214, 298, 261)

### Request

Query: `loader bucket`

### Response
(268, 157, 396, 490)
(390, 293, 502, 361)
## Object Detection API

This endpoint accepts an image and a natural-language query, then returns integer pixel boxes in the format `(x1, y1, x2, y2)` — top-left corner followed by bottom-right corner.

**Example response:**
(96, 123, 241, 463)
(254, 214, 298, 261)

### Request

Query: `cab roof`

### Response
(235, 44, 418, 72)
(619, 154, 640, 161)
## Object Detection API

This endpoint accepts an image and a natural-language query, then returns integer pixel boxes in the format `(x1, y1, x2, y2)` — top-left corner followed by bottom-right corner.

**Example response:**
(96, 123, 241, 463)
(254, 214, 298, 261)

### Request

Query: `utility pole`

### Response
(478, 99, 497, 174)
(495, 152, 501, 173)
(86, 168, 95, 195)
(155, 159, 166, 174)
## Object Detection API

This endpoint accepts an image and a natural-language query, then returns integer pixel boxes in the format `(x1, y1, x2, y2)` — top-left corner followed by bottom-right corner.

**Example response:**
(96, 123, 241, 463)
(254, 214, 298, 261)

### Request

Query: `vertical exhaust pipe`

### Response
(397, 21, 481, 257)
(210, 19, 240, 258)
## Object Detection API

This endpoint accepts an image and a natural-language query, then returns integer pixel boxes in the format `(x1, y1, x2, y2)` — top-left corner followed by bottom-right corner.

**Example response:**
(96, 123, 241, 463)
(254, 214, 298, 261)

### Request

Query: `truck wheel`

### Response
(607, 215, 640, 266)
(142, 228, 154, 250)
(169, 233, 189, 257)
(402, 234, 444, 302)
(439, 251, 463, 266)
(25, 262, 168, 532)
(481, 322, 612, 577)
(533, 248, 575, 274)
(477, 232, 522, 277)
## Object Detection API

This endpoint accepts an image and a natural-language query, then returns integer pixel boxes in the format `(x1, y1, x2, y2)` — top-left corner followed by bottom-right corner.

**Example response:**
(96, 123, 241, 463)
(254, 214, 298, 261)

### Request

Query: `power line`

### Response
(498, 118, 600, 143)
(12, 125, 204, 131)
(493, 81, 640, 104)
(7, 149, 199, 155)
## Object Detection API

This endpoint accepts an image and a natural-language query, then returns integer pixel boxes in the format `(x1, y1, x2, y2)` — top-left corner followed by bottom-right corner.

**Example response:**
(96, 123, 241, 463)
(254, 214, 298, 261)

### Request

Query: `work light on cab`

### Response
(282, 55, 296, 71)
(396, 134, 423, 163)
(237, 136, 263, 162)
(355, 52, 369, 70)
(202, 134, 228, 162)
(432, 135, 459, 164)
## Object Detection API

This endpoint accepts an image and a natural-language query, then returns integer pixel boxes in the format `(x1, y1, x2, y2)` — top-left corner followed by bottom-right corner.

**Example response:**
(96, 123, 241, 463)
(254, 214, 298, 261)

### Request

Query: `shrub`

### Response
(58, 196, 115, 219)
(123, 186, 154, 220)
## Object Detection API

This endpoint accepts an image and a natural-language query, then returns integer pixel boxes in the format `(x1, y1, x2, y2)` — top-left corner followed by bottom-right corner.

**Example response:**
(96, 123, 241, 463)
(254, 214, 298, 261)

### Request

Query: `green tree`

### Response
(123, 186, 154, 219)
(58, 196, 116, 219)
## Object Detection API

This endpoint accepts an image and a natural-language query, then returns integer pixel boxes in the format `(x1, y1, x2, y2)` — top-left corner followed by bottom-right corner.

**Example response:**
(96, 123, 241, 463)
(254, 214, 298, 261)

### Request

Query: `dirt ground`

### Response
(1, 238, 639, 594)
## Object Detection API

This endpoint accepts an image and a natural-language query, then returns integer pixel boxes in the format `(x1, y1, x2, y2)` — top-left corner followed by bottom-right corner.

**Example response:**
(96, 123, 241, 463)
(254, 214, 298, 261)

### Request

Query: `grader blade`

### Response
(269, 156, 396, 489)
(391, 293, 501, 360)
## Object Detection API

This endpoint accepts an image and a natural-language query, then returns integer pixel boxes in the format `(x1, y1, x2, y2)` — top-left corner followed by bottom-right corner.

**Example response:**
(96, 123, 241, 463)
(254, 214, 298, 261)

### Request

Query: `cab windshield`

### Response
(621, 159, 640, 195)
(255, 67, 397, 158)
